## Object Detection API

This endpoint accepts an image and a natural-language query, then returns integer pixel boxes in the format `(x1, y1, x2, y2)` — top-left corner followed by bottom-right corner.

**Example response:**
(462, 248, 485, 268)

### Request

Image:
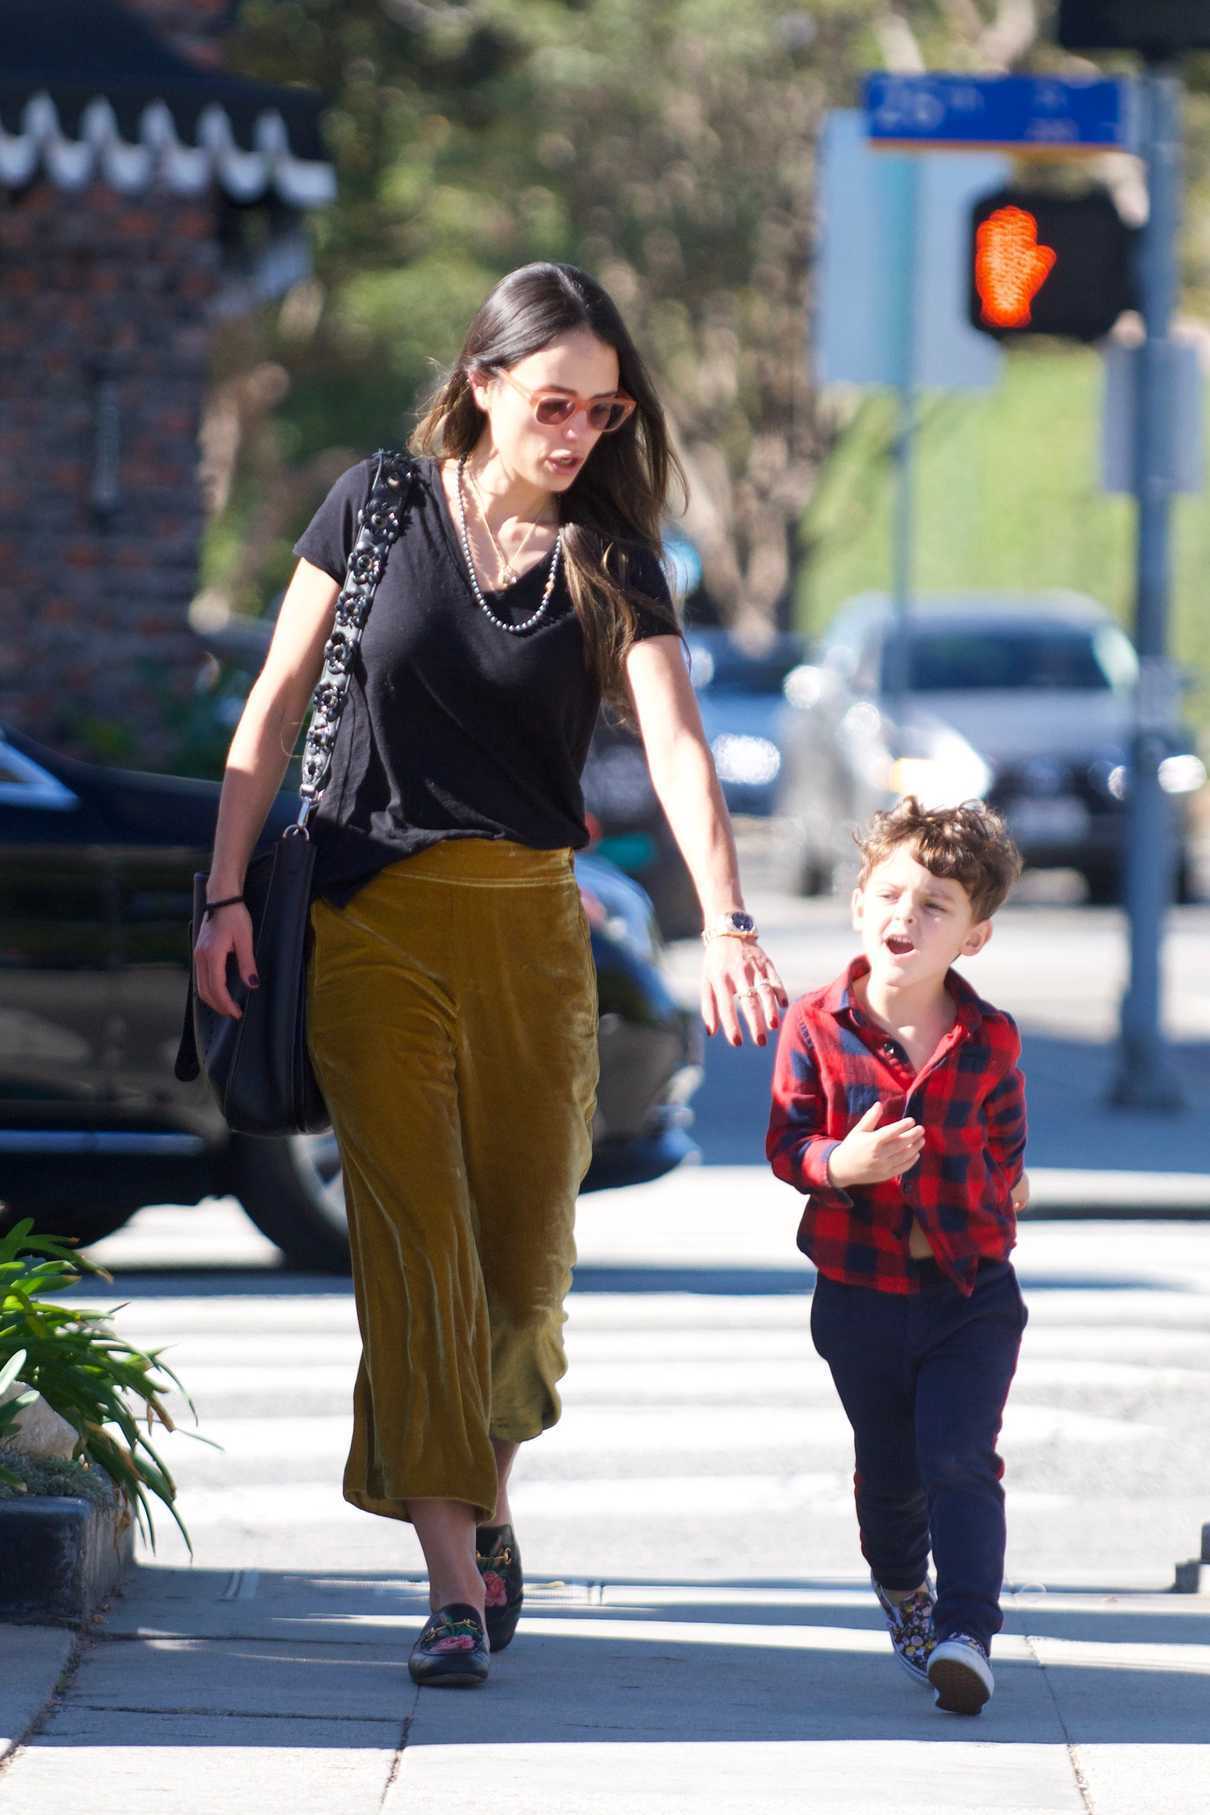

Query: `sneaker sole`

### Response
(929, 1656, 990, 1715)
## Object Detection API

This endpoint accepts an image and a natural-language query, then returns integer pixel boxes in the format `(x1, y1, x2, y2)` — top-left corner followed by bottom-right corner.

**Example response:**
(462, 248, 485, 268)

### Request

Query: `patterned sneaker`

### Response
(407, 1603, 490, 1688)
(871, 1574, 936, 1685)
(476, 1522, 524, 1652)
(928, 1633, 994, 1715)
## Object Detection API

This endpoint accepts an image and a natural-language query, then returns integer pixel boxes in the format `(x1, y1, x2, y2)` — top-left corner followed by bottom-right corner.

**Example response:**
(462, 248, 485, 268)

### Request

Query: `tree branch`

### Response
(978, 0, 1039, 69)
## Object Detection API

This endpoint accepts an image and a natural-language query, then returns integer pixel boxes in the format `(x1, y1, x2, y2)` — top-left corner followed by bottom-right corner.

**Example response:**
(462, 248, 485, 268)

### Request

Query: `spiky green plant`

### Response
(0, 1219, 215, 1553)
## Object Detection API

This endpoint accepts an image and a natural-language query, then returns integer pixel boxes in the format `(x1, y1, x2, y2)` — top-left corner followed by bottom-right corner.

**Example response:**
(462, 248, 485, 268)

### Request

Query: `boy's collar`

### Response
(828, 954, 984, 1032)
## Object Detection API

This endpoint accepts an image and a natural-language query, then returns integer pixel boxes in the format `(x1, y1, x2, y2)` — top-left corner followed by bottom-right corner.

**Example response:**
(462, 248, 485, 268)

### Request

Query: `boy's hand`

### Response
(1011, 1170, 1031, 1213)
(827, 1101, 926, 1189)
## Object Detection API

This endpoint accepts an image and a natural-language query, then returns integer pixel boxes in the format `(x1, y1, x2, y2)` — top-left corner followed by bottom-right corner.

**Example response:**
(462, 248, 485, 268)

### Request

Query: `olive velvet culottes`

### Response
(306, 839, 598, 1524)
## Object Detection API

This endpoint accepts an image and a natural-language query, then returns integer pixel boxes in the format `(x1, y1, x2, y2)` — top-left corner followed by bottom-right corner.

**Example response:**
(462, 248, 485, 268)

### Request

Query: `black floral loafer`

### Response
(476, 1521, 524, 1652)
(407, 1603, 490, 1687)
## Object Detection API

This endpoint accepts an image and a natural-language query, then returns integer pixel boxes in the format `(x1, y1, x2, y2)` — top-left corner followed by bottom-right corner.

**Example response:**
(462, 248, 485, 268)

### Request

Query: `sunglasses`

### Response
(495, 368, 636, 434)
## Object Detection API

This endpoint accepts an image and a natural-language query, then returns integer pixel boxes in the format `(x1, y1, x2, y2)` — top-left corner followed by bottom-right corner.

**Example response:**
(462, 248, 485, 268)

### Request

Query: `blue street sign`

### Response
(863, 73, 1136, 155)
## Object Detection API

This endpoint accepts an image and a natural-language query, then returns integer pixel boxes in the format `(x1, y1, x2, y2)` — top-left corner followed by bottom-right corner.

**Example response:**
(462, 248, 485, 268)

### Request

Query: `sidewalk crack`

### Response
(0, 1630, 87, 1775)
(1023, 1633, 1096, 1814)
(377, 1688, 419, 1809)
(72, 1703, 400, 1726)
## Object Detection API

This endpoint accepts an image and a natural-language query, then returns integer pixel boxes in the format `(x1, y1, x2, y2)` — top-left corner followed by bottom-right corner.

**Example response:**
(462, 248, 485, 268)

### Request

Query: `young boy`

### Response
(766, 796, 1028, 1717)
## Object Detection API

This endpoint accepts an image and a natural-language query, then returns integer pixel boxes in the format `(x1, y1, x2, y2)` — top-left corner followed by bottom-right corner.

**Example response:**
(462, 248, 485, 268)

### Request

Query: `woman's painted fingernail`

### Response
(249, 975, 260, 988)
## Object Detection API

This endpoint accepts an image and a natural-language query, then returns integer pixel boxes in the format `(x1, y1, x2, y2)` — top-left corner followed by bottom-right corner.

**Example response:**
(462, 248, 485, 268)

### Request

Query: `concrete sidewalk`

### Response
(2, 1565, 1209, 1814)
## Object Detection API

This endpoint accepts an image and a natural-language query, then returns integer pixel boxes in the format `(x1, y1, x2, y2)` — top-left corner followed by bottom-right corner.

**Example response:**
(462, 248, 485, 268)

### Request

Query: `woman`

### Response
(194, 262, 786, 1687)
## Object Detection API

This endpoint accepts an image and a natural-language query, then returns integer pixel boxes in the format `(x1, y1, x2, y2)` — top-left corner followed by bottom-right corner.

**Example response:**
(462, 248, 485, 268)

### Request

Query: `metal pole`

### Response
(1110, 65, 1183, 1110)
(887, 156, 919, 747)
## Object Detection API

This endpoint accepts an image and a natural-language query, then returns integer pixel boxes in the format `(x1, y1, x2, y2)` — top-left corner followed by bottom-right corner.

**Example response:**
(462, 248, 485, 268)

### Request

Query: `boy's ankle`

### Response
(878, 1580, 929, 1605)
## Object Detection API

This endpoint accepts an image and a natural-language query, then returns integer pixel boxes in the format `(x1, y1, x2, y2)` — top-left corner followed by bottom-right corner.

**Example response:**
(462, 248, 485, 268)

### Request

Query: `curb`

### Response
(0, 1624, 78, 1766)
(1173, 1522, 1210, 1594)
(0, 1485, 133, 1627)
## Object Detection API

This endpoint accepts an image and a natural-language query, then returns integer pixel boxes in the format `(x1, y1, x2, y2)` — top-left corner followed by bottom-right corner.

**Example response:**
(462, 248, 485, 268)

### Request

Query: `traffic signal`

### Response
(1058, 2, 1210, 55)
(967, 186, 1136, 343)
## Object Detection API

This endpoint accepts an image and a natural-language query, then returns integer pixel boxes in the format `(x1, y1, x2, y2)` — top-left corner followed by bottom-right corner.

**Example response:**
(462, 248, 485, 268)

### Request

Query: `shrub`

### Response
(0, 1219, 213, 1552)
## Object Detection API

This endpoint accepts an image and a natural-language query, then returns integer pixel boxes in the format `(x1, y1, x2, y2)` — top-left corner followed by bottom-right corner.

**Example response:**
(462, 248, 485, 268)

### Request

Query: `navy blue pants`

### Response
(810, 1257, 1027, 1653)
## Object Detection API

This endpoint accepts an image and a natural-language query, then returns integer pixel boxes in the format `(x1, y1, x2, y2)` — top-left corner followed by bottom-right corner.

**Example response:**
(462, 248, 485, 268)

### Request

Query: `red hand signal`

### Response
(974, 206, 1058, 329)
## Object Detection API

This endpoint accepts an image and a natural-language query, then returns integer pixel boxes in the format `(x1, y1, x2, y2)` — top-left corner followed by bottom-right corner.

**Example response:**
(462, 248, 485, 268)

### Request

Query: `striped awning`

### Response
(1, 0, 335, 207)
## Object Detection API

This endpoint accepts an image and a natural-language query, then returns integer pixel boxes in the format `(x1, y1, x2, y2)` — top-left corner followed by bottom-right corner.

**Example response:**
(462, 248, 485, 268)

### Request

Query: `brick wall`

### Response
(0, 0, 232, 769)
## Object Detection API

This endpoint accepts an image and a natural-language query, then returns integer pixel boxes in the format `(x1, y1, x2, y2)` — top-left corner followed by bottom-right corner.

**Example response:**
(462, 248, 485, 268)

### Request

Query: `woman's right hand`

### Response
(194, 903, 258, 1019)
(191, 554, 338, 1018)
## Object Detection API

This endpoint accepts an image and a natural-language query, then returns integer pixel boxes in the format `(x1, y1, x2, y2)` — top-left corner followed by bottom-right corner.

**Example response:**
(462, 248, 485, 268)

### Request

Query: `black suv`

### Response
(0, 727, 701, 1269)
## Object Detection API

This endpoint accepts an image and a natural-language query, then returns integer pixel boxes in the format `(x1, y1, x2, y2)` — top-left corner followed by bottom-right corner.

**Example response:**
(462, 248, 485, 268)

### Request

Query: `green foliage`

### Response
(209, 0, 882, 619)
(204, 3, 1210, 636)
(0, 1220, 213, 1553)
(0, 1348, 37, 1453)
(799, 347, 1210, 730)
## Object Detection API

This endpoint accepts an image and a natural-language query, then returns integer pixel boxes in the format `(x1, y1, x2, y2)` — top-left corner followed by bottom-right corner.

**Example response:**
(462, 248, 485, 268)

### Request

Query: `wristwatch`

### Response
(702, 910, 758, 945)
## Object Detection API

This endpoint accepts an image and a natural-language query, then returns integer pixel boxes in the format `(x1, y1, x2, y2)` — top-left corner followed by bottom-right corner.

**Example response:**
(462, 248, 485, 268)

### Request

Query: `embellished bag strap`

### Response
(295, 447, 413, 831)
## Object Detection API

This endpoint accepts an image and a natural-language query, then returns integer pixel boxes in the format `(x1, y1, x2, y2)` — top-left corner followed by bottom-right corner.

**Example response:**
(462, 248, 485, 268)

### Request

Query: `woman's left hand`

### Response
(701, 938, 789, 1048)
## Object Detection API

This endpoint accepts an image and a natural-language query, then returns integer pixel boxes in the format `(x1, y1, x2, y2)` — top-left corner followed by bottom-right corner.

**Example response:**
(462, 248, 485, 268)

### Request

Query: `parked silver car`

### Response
(778, 591, 1205, 902)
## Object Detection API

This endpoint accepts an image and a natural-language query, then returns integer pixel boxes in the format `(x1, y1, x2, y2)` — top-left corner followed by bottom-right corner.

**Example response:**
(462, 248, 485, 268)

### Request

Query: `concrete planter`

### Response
(0, 1480, 132, 1626)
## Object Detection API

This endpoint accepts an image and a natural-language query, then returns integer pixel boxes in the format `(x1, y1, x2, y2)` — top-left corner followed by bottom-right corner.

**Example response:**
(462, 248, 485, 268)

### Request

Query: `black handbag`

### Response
(174, 448, 413, 1135)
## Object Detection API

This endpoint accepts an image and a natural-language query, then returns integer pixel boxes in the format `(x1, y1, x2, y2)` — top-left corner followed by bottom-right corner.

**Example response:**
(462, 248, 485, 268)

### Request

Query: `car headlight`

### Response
(783, 663, 825, 710)
(1101, 754, 1205, 801)
(711, 734, 782, 787)
(1158, 753, 1207, 795)
(889, 747, 993, 809)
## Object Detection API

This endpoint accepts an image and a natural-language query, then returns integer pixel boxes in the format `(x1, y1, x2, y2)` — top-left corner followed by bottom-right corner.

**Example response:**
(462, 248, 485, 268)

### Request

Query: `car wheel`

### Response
(231, 1131, 351, 1272)
(788, 835, 833, 897)
(0, 1201, 137, 1249)
(1082, 864, 1120, 906)
(1175, 851, 1198, 905)
(1085, 857, 1194, 907)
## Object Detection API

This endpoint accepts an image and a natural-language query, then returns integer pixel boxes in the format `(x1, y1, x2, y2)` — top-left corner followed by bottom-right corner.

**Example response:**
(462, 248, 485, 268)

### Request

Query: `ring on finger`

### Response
(735, 987, 761, 1000)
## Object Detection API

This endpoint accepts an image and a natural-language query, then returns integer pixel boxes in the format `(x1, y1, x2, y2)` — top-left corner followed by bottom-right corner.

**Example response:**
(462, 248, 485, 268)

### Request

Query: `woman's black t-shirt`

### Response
(292, 455, 677, 907)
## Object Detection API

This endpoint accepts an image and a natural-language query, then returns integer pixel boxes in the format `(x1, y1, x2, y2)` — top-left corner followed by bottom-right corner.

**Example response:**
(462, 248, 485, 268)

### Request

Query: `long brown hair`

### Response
(411, 262, 685, 706)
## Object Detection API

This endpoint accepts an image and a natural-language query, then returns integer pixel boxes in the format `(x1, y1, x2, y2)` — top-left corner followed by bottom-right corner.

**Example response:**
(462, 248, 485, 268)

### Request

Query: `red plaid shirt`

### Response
(766, 957, 1026, 1296)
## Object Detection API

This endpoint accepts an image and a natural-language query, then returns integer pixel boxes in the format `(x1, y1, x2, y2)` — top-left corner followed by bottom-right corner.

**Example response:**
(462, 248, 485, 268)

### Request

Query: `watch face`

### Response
(725, 912, 755, 934)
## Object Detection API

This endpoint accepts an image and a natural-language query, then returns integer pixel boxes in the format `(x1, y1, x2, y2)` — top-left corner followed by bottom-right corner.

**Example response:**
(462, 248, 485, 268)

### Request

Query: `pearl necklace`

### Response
(455, 455, 562, 635)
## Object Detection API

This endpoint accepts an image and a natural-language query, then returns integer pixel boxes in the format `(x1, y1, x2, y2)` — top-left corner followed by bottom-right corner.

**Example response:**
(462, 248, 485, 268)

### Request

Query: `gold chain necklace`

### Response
(468, 465, 552, 587)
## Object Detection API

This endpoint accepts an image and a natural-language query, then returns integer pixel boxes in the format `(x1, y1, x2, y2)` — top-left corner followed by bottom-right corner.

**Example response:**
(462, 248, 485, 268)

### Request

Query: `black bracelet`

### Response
(203, 894, 245, 918)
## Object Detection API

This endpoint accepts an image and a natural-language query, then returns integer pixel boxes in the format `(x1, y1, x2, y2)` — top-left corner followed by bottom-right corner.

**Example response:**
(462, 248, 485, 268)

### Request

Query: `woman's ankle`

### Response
(428, 1579, 486, 1617)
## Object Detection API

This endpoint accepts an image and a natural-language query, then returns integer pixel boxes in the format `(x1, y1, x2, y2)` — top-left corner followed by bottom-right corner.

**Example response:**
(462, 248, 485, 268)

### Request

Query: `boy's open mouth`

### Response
(885, 935, 915, 956)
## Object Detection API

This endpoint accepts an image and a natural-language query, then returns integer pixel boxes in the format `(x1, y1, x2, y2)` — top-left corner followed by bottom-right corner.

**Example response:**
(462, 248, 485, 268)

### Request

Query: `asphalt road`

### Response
(72, 878, 1210, 1588)
(9, 880, 1206, 1814)
(667, 872, 1210, 1175)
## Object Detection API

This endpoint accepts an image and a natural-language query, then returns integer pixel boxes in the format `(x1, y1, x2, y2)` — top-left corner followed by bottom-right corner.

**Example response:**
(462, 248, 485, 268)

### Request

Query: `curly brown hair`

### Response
(855, 796, 1023, 922)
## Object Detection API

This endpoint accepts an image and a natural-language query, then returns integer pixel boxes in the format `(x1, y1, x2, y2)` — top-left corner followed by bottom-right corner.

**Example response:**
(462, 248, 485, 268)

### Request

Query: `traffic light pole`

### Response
(1111, 64, 1184, 1110)
(886, 155, 920, 742)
